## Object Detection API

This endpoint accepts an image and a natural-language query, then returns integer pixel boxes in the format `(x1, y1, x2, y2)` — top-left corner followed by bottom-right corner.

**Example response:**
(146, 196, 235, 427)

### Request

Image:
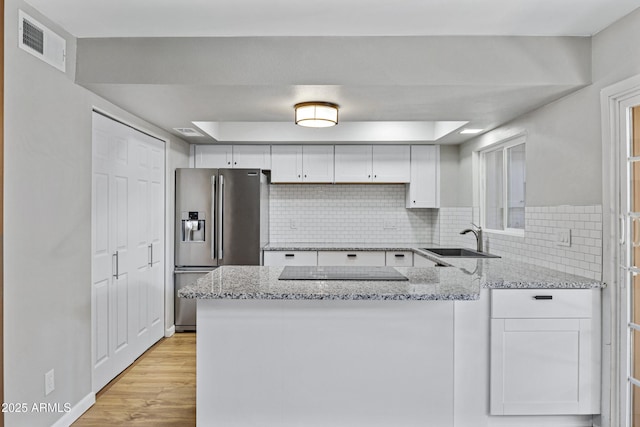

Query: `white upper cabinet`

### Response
(271, 145, 334, 183)
(372, 145, 410, 183)
(302, 145, 334, 183)
(232, 145, 271, 169)
(194, 145, 233, 168)
(194, 145, 270, 169)
(406, 145, 440, 208)
(271, 145, 303, 182)
(335, 145, 410, 183)
(334, 145, 373, 183)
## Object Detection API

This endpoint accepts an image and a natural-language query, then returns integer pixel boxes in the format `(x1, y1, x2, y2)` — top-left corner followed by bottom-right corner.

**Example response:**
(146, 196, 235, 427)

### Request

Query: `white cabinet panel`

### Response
(263, 251, 318, 266)
(490, 289, 600, 416)
(271, 145, 303, 182)
(372, 145, 410, 183)
(317, 251, 385, 266)
(195, 145, 270, 169)
(272, 145, 333, 183)
(385, 251, 413, 266)
(413, 254, 438, 267)
(406, 145, 440, 208)
(491, 289, 593, 319)
(194, 145, 233, 168)
(302, 145, 334, 183)
(232, 145, 271, 169)
(334, 145, 373, 183)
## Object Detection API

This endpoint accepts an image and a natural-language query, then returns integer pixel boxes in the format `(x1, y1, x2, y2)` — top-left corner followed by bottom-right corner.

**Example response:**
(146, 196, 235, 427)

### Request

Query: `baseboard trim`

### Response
(51, 392, 95, 427)
(165, 325, 175, 337)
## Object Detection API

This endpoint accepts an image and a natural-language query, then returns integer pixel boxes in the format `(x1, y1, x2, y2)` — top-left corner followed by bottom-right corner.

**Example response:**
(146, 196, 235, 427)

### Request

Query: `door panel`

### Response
(220, 169, 261, 265)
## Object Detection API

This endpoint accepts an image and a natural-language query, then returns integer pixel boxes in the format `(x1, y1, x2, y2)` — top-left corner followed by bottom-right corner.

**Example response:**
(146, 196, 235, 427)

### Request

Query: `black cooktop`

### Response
(278, 266, 408, 281)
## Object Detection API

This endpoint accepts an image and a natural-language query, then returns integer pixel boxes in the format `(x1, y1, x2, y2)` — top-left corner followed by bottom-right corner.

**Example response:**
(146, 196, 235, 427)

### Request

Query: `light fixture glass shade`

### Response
(294, 102, 339, 127)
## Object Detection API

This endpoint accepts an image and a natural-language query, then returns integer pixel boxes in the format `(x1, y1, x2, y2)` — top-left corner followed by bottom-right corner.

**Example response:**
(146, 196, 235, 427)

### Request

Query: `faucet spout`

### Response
(460, 224, 483, 252)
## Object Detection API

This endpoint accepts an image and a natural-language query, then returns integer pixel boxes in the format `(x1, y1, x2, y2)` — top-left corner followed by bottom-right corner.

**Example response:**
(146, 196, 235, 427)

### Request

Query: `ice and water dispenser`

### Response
(181, 211, 206, 242)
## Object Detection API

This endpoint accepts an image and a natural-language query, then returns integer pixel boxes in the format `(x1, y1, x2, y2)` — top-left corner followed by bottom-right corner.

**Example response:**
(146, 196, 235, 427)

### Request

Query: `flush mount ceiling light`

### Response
(294, 102, 339, 128)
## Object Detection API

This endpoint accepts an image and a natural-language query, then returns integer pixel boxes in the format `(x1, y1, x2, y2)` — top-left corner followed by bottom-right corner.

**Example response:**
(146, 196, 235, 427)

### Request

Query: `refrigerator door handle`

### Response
(218, 174, 224, 260)
(211, 175, 217, 260)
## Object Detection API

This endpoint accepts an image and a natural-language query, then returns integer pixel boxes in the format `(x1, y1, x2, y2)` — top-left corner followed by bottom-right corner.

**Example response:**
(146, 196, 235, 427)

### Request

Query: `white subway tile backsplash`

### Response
(269, 184, 437, 244)
(269, 185, 602, 280)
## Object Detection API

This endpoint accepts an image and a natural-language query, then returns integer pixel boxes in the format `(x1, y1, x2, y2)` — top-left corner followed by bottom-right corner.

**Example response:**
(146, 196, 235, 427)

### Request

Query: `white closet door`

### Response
(147, 137, 165, 342)
(92, 112, 165, 392)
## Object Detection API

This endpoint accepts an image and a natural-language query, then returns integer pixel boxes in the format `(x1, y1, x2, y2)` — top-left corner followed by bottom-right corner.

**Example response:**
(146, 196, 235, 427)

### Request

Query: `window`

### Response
(481, 137, 526, 233)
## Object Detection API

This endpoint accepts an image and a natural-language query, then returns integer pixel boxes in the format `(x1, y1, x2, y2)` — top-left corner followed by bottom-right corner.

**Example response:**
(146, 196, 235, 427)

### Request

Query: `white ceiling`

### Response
(24, 0, 640, 144)
(26, 0, 640, 37)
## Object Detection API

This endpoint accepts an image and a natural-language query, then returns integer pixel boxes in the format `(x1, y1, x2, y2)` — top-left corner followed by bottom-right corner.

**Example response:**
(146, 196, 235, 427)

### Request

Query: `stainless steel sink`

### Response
(421, 248, 501, 259)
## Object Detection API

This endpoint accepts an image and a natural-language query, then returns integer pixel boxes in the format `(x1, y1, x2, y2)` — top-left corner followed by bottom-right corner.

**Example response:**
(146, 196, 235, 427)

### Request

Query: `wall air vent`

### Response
(173, 128, 204, 137)
(18, 10, 66, 72)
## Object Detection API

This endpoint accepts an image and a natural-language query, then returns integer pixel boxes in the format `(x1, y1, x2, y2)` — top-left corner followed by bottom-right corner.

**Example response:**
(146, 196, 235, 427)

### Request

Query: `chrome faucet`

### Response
(460, 223, 483, 252)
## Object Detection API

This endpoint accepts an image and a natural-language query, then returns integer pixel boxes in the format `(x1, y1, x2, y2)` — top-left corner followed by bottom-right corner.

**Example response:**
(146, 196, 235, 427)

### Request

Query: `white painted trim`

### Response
(600, 73, 640, 427)
(478, 134, 527, 233)
(50, 392, 95, 427)
(165, 325, 175, 338)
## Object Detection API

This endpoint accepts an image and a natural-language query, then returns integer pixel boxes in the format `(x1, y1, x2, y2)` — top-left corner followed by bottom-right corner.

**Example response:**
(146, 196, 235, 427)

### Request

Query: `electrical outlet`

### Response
(556, 228, 571, 247)
(45, 369, 55, 396)
(383, 219, 397, 230)
(289, 220, 297, 229)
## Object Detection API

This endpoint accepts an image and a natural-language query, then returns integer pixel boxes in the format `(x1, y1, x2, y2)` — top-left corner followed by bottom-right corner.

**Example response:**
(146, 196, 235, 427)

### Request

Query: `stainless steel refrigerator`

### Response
(174, 168, 269, 331)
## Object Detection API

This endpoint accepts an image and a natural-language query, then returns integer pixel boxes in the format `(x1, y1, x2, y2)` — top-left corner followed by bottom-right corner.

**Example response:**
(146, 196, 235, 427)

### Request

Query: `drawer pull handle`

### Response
(284, 254, 295, 258)
(395, 254, 405, 258)
(533, 295, 553, 300)
(347, 254, 357, 258)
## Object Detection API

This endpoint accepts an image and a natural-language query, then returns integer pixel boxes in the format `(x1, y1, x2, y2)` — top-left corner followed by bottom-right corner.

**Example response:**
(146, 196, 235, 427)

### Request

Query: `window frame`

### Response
(479, 135, 526, 236)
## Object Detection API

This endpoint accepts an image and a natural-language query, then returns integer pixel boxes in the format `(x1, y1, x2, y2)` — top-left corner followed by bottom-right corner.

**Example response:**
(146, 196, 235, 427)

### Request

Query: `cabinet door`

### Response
(271, 145, 303, 183)
(263, 251, 318, 266)
(490, 318, 593, 415)
(334, 145, 373, 183)
(194, 145, 233, 168)
(303, 145, 334, 183)
(372, 145, 410, 183)
(232, 145, 271, 169)
(317, 251, 385, 266)
(385, 251, 413, 266)
(406, 145, 439, 208)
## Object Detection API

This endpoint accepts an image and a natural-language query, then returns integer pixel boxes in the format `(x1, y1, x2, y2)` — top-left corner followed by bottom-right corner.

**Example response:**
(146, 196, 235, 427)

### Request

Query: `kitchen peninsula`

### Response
(179, 255, 603, 427)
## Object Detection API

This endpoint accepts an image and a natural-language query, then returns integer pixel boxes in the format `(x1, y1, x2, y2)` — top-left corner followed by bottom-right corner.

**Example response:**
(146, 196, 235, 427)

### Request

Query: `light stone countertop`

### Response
(262, 243, 433, 251)
(178, 265, 481, 301)
(178, 244, 604, 301)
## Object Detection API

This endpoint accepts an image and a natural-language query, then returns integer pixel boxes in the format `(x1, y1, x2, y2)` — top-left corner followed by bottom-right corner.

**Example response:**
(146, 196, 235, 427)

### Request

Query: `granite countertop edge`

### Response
(180, 290, 480, 301)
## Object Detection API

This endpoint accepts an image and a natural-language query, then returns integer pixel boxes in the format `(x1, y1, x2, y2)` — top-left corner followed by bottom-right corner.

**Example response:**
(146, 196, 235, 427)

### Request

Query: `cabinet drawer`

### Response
(413, 254, 438, 267)
(317, 251, 386, 266)
(263, 251, 317, 266)
(385, 251, 413, 266)
(491, 289, 593, 319)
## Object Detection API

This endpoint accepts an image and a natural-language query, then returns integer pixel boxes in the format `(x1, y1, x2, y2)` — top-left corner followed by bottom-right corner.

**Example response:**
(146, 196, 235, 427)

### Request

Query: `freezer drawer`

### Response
(174, 269, 215, 332)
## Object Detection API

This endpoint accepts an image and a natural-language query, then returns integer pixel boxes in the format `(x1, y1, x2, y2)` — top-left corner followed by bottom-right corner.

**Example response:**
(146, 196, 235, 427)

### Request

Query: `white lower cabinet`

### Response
(413, 254, 438, 267)
(263, 251, 317, 266)
(317, 251, 386, 266)
(385, 251, 413, 266)
(489, 289, 600, 416)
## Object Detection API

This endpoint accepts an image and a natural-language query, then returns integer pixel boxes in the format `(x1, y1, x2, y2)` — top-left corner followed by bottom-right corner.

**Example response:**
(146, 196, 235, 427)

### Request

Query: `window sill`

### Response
(484, 228, 525, 238)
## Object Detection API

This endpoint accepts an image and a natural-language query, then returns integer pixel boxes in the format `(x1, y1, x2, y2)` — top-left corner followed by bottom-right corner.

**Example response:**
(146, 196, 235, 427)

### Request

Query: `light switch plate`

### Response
(556, 228, 571, 247)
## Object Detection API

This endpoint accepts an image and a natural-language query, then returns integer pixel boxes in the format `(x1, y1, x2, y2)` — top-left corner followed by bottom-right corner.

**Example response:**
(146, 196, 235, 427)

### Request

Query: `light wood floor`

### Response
(73, 333, 196, 427)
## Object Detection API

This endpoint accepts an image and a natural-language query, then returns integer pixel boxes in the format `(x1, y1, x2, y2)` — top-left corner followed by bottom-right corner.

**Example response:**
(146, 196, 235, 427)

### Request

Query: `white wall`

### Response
(458, 8, 640, 209)
(4, 2, 190, 426)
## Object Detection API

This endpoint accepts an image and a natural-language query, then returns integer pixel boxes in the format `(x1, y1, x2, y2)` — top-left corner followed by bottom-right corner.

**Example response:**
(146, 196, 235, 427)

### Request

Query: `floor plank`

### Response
(73, 333, 196, 427)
